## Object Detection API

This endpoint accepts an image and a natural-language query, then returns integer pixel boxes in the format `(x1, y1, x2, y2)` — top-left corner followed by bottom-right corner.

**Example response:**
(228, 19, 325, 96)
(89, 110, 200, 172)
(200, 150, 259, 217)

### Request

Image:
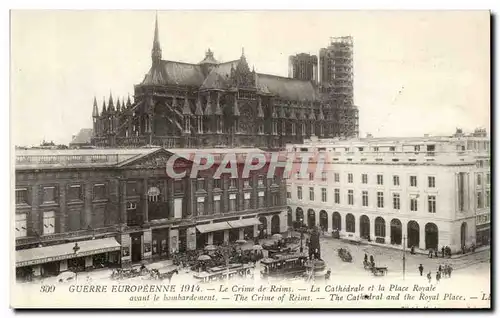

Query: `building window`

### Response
(393, 193, 400, 210)
(348, 190, 354, 205)
(477, 191, 483, 209)
(147, 187, 160, 202)
(174, 180, 184, 194)
(477, 174, 482, 186)
(428, 176, 436, 188)
(244, 196, 251, 210)
(373, 147, 379, 152)
(348, 173, 353, 183)
(197, 179, 205, 191)
(362, 191, 368, 207)
(287, 191, 291, 199)
(334, 189, 340, 204)
(126, 181, 138, 196)
(486, 190, 490, 208)
(410, 197, 418, 212)
(321, 188, 327, 202)
(428, 195, 436, 213)
(486, 173, 490, 185)
(213, 178, 221, 189)
(410, 176, 417, 187)
(93, 184, 106, 200)
(43, 186, 56, 203)
(414, 145, 420, 152)
(297, 186, 303, 200)
(230, 178, 237, 188)
(243, 179, 251, 188)
(377, 174, 383, 185)
(258, 192, 265, 208)
(377, 192, 384, 208)
(67, 184, 82, 201)
(214, 196, 221, 214)
(361, 174, 368, 184)
(272, 193, 279, 206)
(229, 196, 237, 212)
(15, 213, 27, 238)
(197, 201, 205, 216)
(334, 173, 340, 183)
(272, 175, 280, 185)
(390, 146, 395, 151)
(321, 172, 327, 181)
(42, 211, 56, 235)
(308, 173, 314, 181)
(309, 187, 314, 201)
(258, 175, 265, 186)
(458, 172, 465, 212)
(393, 175, 400, 186)
(15, 188, 29, 205)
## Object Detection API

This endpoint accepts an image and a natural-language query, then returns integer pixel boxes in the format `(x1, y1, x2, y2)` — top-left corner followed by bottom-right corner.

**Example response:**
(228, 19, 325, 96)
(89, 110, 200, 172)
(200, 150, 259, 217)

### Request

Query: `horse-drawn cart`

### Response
(371, 267, 388, 276)
(338, 248, 353, 263)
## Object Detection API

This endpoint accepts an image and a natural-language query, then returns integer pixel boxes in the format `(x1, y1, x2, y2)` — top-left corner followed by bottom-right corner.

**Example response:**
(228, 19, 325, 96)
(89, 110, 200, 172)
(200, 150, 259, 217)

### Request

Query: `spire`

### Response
(151, 12, 162, 64)
(116, 98, 121, 113)
(92, 96, 99, 117)
(195, 96, 204, 116)
(309, 103, 316, 120)
(126, 94, 132, 108)
(108, 93, 115, 112)
(318, 104, 325, 121)
(101, 97, 107, 115)
(233, 96, 240, 116)
(257, 96, 264, 118)
(214, 92, 223, 116)
(204, 95, 213, 116)
(182, 95, 192, 116)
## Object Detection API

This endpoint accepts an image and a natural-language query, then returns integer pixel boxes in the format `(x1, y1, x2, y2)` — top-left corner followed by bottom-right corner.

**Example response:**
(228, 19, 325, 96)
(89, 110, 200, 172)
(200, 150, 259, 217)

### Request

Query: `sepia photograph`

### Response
(9, 9, 491, 309)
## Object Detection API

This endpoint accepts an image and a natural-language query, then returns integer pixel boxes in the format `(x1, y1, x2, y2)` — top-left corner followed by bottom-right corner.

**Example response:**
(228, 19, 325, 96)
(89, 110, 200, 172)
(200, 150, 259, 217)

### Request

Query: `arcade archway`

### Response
(425, 223, 439, 250)
(271, 215, 280, 234)
(307, 209, 316, 228)
(375, 217, 386, 238)
(346, 213, 355, 233)
(461, 222, 468, 248)
(407, 220, 420, 248)
(390, 218, 402, 245)
(332, 212, 341, 231)
(360, 215, 370, 239)
(319, 210, 328, 231)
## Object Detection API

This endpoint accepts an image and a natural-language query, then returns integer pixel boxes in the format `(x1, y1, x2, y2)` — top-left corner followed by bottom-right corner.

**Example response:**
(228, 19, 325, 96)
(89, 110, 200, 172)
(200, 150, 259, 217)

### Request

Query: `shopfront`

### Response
(15, 237, 121, 281)
(476, 224, 490, 247)
(151, 228, 169, 260)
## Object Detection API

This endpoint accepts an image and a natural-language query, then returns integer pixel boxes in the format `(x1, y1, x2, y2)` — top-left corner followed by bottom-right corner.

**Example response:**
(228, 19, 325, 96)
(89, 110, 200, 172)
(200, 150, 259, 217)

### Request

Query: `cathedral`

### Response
(90, 17, 359, 149)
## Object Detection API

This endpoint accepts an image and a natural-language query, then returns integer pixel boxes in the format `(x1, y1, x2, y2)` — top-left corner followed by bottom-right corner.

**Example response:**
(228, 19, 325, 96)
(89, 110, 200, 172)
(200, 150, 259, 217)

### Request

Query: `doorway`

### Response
(130, 233, 142, 263)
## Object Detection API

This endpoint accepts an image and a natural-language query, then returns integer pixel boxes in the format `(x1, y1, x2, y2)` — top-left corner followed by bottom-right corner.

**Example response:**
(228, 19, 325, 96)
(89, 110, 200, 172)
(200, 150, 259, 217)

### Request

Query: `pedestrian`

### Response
(428, 249, 433, 258)
(325, 269, 331, 281)
(418, 264, 424, 276)
(370, 255, 374, 264)
(448, 265, 453, 278)
(436, 271, 441, 284)
(435, 249, 438, 258)
(427, 271, 432, 283)
(364, 253, 368, 263)
(411, 245, 415, 255)
(438, 265, 442, 273)
(441, 246, 445, 258)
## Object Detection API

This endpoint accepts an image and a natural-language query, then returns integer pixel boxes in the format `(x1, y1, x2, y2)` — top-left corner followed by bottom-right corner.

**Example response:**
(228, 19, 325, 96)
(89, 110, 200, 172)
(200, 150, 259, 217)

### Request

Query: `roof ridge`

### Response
(161, 59, 200, 67)
(257, 72, 312, 83)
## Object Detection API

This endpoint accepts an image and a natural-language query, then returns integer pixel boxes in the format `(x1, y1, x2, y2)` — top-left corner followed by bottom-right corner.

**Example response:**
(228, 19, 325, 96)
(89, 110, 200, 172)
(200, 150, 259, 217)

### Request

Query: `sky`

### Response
(10, 10, 490, 146)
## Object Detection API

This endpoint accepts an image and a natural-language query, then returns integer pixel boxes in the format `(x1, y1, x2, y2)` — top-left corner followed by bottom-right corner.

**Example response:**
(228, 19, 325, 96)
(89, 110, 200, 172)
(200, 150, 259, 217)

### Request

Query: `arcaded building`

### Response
(285, 129, 490, 253)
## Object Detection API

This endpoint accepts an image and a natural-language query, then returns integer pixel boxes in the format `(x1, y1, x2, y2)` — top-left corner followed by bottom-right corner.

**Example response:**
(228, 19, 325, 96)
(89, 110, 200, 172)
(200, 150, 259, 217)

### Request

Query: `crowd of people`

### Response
(419, 263, 453, 283)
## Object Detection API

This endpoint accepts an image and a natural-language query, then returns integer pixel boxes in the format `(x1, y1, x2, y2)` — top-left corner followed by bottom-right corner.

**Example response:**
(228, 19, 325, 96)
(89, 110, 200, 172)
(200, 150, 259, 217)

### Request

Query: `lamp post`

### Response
(299, 218, 304, 253)
(403, 235, 406, 280)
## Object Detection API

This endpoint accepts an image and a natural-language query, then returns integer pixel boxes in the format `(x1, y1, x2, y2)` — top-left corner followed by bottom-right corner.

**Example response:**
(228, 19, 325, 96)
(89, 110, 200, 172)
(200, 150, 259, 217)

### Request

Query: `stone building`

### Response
(90, 16, 359, 150)
(285, 129, 490, 253)
(14, 147, 287, 279)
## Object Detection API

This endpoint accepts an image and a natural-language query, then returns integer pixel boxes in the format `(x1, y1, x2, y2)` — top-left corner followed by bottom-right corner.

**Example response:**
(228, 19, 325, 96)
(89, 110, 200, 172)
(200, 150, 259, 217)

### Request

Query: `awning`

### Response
(227, 218, 261, 229)
(16, 237, 121, 268)
(196, 222, 231, 234)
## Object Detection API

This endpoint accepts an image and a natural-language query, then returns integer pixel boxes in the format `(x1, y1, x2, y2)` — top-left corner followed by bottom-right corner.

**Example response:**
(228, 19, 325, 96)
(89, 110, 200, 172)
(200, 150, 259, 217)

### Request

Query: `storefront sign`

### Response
(16, 246, 121, 268)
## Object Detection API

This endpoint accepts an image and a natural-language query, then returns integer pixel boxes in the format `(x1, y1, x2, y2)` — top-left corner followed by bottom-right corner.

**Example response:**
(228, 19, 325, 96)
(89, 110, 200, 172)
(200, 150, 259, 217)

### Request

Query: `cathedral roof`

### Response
(256, 74, 317, 101)
(142, 60, 206, 87)
(141, 57, 319, 102)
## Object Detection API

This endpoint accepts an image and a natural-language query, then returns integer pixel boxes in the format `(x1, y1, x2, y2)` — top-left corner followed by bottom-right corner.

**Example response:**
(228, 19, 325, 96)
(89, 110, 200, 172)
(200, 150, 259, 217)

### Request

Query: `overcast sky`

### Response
(11, 10, 490, 146)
